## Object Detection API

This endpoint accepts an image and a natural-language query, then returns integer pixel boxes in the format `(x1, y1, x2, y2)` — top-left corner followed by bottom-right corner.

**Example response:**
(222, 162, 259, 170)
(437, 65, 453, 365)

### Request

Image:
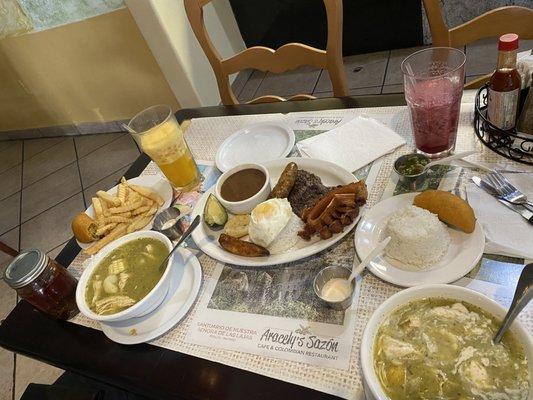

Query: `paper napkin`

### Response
(296, 116, 405, 172)
(466, 173, 533, 260)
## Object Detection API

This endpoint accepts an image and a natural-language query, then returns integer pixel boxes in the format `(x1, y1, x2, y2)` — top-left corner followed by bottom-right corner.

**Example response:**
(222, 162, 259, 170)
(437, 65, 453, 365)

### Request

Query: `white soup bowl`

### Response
(76, 230, 173, 323)
(360, 284, 533, 400)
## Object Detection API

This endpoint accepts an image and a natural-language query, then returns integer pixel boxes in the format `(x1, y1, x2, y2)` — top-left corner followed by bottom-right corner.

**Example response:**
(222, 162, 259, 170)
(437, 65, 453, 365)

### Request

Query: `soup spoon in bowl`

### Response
(493, 263, 532, 343)
(158, 215, 200, 272)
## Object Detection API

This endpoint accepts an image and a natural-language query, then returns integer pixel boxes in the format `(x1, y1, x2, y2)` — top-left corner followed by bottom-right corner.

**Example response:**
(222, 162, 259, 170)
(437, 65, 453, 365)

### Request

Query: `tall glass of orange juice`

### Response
(128, 105, 200, 191)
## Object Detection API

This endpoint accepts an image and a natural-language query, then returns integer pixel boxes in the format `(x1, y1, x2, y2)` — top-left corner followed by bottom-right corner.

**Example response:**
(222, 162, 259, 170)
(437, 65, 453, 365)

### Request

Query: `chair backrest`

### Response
(184, 0, 349, 105)
(423, 0, 533, 48)
(422, 1, 533, 88)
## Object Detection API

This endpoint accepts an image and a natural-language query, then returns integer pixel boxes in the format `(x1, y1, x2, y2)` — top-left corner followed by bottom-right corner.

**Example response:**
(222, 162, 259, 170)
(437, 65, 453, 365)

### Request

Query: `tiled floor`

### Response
(233, 38, 533, 103)
(0, 132, 140, 400)
(0, 38, 531, 398)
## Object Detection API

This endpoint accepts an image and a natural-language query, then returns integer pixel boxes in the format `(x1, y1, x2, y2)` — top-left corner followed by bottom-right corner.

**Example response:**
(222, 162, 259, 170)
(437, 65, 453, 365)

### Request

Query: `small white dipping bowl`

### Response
(360, 284, 533, 400)
(76, 230, 173, 323)
(215, 163, 271, 214)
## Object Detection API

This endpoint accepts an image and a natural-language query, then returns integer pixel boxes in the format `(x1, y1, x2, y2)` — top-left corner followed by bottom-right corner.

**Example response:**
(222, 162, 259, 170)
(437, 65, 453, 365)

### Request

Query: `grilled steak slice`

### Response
(287, 170, 329, 218)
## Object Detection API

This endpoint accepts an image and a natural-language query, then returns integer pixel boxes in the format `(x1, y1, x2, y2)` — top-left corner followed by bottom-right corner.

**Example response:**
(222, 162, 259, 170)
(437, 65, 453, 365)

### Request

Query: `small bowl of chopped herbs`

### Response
(393, 153, 430, 189)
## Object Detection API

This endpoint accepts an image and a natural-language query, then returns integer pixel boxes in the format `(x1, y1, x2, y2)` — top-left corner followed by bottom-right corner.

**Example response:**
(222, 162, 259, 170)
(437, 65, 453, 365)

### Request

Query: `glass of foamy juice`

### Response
(401, 47, 466, 158)
(128, 105, 200, 191)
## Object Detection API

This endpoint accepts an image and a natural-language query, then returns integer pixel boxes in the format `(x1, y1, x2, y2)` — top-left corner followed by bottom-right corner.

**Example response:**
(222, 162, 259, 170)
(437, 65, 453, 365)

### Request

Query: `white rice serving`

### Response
(385, 205, 450, 269)
(268, 213, 305, 254)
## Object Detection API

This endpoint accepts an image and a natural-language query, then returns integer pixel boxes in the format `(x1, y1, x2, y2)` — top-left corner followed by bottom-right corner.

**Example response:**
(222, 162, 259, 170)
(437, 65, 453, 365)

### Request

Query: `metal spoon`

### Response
(493, 263, 533, 343)
(347, 236, 391, 283)
(121, 123, 137, 134)
(394, 151, 478, 190)
(158, 215, 200, 272)
(423, 150, 479, 170)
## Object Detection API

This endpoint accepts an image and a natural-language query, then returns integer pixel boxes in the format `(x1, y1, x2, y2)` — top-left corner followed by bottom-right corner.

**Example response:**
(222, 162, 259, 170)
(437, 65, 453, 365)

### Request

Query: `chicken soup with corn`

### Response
(85, 238, 169, 315)
(374, 298, 529, 400)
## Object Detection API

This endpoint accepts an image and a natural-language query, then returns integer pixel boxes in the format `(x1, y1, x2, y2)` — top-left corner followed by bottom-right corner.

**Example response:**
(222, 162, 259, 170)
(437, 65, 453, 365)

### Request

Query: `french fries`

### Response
(103, 215, 132, 224)
(101, 200, 110, 217)
(117, 183, 127, 203)
(82, 177, 166, 255)
(145, 203, 158, 217)
(126, 214, 153, 234)
(121, 177, 164, 207)
(132, 204, 152, 216)
(95, 223, 117, 236)
(92, 197, 105, 226)
(85, 224, 128, 256)
(96, 190, 121, 207)
(108, 199, 143, 214)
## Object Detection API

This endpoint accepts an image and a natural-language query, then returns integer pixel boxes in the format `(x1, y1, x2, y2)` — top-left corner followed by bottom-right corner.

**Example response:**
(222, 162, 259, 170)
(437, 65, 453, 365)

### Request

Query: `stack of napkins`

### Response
(296, 116, 405, 172)
(466, 173, 533, 260)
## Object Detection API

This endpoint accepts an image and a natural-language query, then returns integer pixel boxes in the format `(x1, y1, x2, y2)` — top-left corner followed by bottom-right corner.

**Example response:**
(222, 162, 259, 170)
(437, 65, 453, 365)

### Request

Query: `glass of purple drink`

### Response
(402, 47, 466, 158)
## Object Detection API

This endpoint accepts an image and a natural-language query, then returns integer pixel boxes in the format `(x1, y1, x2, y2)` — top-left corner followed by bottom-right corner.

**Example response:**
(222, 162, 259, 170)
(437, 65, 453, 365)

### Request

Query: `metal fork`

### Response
(487, 171, 533, 211)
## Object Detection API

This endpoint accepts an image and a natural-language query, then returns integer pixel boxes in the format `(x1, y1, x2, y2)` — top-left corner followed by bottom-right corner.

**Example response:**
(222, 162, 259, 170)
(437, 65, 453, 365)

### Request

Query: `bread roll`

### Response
(413, 190, 476, 233)
(71, 213, 98, 243)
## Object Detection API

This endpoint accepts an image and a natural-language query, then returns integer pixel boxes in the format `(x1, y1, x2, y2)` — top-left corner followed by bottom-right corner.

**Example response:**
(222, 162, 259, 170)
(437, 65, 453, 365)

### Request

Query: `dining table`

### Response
(0, 92, 530, 400)
(0, 94, 407, 400)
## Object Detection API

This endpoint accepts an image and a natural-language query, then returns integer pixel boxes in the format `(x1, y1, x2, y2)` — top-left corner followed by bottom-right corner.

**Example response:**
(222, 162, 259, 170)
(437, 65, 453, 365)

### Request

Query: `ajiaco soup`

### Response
(85, 238, 169, 315)
(374, 298, 529, 400)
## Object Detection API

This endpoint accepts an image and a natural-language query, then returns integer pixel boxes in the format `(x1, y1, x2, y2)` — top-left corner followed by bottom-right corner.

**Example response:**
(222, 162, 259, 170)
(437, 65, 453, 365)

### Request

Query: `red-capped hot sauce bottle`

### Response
(487, 33, 522, 130)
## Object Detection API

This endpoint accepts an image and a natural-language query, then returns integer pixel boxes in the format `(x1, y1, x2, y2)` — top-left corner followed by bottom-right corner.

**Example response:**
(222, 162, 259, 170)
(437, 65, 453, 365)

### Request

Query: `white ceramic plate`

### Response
(215, 122, 295, 172)
(100, 248, 202, 344)
(191, 157, 360, 267)
(77, 176, 173, 249)
(354, 192, 485, 287)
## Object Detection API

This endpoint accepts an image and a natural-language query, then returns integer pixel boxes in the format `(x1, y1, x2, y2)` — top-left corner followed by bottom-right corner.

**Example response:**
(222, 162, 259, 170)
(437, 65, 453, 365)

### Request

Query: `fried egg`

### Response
(248, 198, 293, 248)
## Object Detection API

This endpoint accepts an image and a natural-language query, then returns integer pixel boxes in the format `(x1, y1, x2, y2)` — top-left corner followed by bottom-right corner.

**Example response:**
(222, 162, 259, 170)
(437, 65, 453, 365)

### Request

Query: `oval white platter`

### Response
(215, 122, 295, 172)
(77, 175, 173, 249)
(354, 192, 485, 287)
(191, 157, 360, 267)
(100, 248, 202, 344)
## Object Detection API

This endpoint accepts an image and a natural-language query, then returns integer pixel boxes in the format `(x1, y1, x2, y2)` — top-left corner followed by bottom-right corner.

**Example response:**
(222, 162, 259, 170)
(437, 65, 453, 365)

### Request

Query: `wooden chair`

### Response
(184, 0, 348, 105)
(0, 241, 18, 257)
(422, 0, 533, 89)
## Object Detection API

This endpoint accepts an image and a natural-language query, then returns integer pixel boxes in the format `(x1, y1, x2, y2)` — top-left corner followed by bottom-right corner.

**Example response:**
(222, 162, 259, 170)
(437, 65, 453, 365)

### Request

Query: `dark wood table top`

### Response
(0, 94, 405, 400)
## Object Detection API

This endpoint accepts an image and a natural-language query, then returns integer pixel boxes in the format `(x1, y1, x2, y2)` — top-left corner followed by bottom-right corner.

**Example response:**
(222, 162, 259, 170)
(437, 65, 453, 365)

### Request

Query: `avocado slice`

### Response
(204, 194, 228, 229)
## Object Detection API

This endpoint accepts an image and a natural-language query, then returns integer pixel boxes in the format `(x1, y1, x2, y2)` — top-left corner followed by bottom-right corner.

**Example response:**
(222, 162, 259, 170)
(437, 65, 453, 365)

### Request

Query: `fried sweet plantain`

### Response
(413, 190, 476, 233)
(219, 234, 269, 257)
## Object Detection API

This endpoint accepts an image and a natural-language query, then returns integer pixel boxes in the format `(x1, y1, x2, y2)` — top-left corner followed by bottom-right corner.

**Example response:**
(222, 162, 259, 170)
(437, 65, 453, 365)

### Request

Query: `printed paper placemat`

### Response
(68, 104, 532, 399)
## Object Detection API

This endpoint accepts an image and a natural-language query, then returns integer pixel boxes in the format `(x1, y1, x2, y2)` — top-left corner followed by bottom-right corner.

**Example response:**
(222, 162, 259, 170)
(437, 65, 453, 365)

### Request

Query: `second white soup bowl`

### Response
(360, 284, 533, 400)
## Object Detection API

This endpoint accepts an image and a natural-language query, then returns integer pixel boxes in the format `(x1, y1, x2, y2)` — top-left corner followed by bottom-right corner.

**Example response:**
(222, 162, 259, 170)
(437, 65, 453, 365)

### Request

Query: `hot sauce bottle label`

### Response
(487, 88, 520, 130)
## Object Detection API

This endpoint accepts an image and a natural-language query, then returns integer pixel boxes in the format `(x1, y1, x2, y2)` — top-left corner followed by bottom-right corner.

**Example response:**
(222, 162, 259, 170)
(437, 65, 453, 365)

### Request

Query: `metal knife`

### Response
(472, 176, 533, 225)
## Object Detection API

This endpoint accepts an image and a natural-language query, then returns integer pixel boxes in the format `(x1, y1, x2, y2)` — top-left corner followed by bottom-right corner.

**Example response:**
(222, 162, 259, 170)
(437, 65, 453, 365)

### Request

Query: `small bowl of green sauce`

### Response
(393, 153, 430, 188)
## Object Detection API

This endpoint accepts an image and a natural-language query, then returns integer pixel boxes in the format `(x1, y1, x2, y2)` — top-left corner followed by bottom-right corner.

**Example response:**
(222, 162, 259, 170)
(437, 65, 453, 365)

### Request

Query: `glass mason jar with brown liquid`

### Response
(3, 250, 79, 320)
(487, 34, 522, 131)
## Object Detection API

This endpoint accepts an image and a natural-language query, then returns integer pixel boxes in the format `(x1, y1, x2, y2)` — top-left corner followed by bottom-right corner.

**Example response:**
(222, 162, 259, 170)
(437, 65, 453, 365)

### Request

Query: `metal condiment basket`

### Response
(474, 84, 533, 165)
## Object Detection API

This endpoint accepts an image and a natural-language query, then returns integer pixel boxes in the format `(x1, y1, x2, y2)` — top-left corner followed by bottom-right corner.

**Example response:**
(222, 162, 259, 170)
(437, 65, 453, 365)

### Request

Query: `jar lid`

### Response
(3, 249, 48, 289)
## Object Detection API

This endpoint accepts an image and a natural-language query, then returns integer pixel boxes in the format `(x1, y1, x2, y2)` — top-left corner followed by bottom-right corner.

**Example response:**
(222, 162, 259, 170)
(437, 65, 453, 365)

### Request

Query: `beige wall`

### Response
(127, 0, 245, 107)
(0, 8, 179, 132)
